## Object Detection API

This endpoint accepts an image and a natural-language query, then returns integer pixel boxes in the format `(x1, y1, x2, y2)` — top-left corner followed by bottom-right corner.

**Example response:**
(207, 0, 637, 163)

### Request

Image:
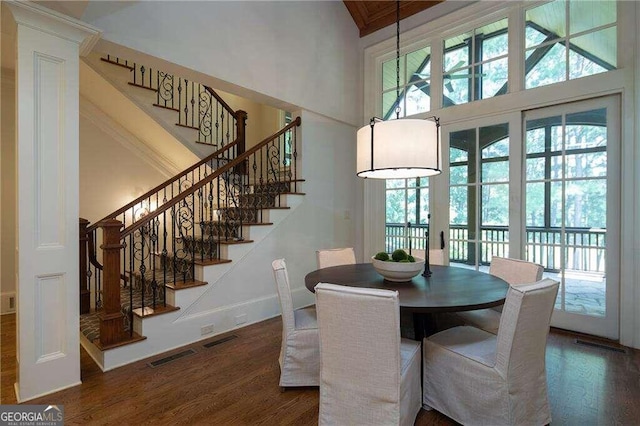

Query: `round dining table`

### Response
(304, 263, 509, 340)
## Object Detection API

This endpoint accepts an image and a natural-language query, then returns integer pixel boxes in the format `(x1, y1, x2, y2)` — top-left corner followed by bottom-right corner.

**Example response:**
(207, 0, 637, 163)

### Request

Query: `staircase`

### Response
(79, 54, 303, 366)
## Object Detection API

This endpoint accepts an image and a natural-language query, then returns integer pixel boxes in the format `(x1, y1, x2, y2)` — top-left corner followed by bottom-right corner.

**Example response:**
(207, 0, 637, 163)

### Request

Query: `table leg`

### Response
(413, 313, 438, 341)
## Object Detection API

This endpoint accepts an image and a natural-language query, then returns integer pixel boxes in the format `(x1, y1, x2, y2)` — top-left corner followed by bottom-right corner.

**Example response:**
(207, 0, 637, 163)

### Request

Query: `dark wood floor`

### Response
(1, 313, 639, 425)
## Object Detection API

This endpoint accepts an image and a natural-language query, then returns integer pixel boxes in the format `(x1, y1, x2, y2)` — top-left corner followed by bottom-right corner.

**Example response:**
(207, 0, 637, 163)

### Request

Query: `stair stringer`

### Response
(99, 193, 307, 371)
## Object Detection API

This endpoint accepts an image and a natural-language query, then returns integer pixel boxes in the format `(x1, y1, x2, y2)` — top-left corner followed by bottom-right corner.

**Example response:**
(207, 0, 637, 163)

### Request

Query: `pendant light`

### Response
(357, 0, 441, 179)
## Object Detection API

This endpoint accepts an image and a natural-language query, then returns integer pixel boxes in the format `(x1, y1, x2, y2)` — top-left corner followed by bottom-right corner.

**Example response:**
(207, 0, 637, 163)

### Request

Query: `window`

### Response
(382, 46, 431, 119)
(525, 0, 616, 89)
(283, 111, 292, 167)
(443, 18, 508, 107)
(385, 178, 430, 251)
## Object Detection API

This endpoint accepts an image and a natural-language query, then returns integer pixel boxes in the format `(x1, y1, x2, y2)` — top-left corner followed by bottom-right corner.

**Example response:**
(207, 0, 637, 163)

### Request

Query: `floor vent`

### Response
(148, 348, 197, 368)
(575, 339, 626, 353)
(203, 335, 237, 348)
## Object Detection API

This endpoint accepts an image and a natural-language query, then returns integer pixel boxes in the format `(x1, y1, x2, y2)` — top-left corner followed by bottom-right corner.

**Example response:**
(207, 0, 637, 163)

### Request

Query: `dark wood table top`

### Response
(305, 263, 509, 314)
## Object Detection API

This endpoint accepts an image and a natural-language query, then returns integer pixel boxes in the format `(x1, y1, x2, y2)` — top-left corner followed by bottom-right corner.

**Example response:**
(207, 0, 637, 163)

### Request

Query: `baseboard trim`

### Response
(15, 380, 82, 403)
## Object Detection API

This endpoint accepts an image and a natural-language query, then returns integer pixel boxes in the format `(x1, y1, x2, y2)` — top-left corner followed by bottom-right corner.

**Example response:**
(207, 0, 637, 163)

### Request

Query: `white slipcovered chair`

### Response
(315, 283, 422, 426)
(455, 256, 544, 334)
(422, 278, 559, 425)
(316, 247, 356, 269)
(271, 258, 319, 388)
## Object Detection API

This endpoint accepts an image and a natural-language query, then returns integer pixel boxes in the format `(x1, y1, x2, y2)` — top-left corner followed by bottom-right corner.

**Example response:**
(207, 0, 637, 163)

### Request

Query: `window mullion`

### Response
(508, 4, 523, 93)
(431, 36, 444, 110)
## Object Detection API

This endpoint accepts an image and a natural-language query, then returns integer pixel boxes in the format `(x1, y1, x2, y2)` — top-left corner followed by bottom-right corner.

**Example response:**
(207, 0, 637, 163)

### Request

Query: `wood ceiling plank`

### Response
(344, 0, 445, 37)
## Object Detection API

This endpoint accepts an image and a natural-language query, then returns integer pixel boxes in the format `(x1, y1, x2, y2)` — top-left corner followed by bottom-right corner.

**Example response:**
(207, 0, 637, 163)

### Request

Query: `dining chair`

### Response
(271, 258, 319, 388)
(423, 278, 559, 425)
(315, 247, 356, 269)
(315, 283, 422, 426)
(455, 256, 544, 334)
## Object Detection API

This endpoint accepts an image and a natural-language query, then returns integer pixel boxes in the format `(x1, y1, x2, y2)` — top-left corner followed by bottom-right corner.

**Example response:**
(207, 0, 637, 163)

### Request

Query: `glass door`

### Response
(438, 113, 522, 272)
(524, 96, 620, 339)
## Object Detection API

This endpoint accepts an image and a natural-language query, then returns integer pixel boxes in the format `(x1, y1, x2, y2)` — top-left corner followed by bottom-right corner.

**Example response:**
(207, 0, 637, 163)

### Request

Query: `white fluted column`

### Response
(7, 0, 100, 402)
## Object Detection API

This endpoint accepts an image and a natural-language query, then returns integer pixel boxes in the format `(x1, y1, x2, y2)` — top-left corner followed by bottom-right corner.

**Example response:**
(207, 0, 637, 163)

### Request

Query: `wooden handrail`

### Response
(121, 116, 301, 239)
(204, 86, 237, 119)
(87, 140, 239, 233)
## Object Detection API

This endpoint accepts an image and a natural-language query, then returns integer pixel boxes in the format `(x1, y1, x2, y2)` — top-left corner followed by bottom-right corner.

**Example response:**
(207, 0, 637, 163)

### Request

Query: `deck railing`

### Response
(385, 223, 606, 273)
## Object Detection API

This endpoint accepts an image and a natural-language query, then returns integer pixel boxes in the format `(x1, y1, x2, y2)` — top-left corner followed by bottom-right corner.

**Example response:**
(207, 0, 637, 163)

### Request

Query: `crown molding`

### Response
(6, 0, 101, 56)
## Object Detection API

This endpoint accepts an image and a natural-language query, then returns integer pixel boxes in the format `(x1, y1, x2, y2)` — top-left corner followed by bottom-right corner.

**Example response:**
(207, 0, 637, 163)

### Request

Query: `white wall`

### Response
(79, 98, 171, 224)
(82, 1, 361, 127)
(1, 69, 16, 303)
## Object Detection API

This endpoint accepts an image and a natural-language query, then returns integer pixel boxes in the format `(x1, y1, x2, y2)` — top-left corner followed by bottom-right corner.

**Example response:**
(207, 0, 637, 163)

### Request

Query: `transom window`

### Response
(382, 46, 432, 119)
(443, 18, 508, 107)
(525, 0, 616, 89)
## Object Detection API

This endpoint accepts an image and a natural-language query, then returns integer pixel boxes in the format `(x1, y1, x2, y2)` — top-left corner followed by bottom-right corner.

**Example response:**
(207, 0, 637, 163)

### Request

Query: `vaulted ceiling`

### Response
(343, 1, 445, 37)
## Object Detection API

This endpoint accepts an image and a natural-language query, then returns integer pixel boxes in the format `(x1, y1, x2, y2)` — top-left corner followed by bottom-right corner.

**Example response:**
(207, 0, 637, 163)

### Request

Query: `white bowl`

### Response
(371, 256, 425, 282)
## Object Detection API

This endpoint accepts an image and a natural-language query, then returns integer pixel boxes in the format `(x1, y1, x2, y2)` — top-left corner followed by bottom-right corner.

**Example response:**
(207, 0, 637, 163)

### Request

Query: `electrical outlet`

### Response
(1, 293, 16, 314)
(235, 313, 248, 325)
(201, 324, 214, 335)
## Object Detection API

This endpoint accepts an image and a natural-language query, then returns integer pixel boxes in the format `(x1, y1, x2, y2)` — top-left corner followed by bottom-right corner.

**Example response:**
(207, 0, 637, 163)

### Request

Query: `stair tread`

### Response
(94, 332, 147, 351)
(128, 82, 157, 92)
(132, 304, 180, 318)
(100, 57, 135, 70)
(153, 103, 180, 112)
(176, 123, 199, 131)
(218, 206, 290, 211)
(166, 280, 208, 290)
(194, 258, 232, 266)
(251, 179, 305, 187)
(183, 237, 254, 245)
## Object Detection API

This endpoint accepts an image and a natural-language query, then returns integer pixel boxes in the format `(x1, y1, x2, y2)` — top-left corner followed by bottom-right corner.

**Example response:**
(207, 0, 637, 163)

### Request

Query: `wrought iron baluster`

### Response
(140, 66, 145, 89)
(215, 102, 220, 147)
(139, 222, 146, 316)
(190, 81, 196, 129)
(162, 211, 168, 306)
(128, 233, 133, 336)
(177, 79, 183, 126)
(151, 217, 158, 310)
(208, 180, 214, 261)
(293, 126, 298, 193)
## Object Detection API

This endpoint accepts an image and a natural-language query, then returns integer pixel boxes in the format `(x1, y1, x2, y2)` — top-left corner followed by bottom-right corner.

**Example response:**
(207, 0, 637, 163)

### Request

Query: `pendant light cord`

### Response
(395, 0, 401, 120)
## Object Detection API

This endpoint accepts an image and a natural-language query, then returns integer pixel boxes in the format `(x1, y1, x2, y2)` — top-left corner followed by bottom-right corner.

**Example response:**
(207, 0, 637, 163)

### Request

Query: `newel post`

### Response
(79, 218, 91, 314)
(98, 219, 125, 346)
(236, 110, 248, 155)
(235, 110, 248, 175)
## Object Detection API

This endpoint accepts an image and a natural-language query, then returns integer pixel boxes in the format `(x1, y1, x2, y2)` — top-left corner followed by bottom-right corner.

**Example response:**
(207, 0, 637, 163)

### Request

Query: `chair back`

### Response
(489, 256, 544, 286)
(494, 278, 559, 390)
(316, 247, 356, 269)
(271, 259, 296, 335)
(315, 283, 402, 425)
